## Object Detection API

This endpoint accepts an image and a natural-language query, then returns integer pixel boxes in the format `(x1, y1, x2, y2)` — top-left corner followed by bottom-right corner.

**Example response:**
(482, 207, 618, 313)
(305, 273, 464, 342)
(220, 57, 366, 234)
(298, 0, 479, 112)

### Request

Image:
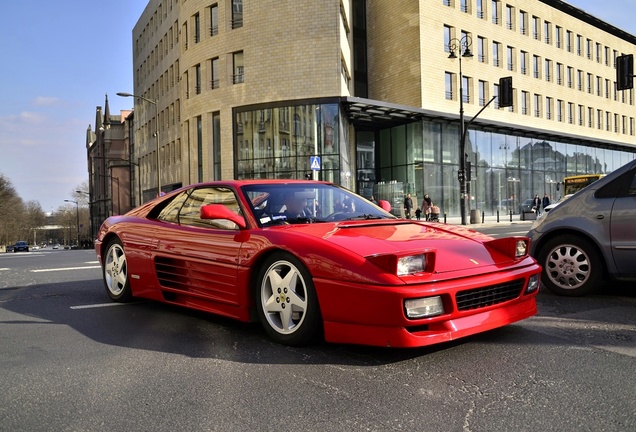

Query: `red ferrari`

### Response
(95, 180, 541, 347)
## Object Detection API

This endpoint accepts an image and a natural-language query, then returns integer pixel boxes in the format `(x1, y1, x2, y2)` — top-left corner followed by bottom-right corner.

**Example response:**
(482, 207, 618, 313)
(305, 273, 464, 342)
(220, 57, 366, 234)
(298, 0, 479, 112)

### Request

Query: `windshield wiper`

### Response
(343, 214, 384, 221)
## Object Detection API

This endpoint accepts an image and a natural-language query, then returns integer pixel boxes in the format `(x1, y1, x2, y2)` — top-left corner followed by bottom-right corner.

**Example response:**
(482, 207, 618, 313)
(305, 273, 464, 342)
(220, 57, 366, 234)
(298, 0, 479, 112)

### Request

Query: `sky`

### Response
(0, 0, 634, 214)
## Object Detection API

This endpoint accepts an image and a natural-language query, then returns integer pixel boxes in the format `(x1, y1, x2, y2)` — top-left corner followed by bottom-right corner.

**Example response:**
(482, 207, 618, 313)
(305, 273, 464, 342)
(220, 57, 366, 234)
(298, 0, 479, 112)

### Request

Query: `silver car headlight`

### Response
(397, 254, 426, 276)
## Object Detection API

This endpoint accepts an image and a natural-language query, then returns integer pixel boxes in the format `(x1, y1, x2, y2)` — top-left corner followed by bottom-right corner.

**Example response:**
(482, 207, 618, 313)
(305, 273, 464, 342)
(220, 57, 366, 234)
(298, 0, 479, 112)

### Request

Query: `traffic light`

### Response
(498, 76, 513, 107)
(616, 54, 633, 91)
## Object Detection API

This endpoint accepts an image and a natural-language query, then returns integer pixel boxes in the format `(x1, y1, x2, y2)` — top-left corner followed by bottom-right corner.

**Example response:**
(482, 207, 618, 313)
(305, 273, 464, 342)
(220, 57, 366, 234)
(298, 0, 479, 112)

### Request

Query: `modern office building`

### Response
(91, 0, 636, 221)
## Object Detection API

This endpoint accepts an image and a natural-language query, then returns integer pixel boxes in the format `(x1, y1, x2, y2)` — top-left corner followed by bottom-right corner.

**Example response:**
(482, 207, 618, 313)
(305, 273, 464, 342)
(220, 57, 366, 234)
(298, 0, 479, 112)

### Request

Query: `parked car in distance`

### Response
(95, 180, 541, 348)
(5, 245, 14, 252)
(14, 241, 29, 252)
(527, 159, 636, 296)
(519, 199, 535, 214)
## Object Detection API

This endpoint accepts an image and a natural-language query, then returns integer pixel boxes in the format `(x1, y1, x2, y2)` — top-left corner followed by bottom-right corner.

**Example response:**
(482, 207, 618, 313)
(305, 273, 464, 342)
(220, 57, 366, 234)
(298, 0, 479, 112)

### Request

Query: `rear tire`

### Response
(537, 235, 603, 296)
(102, 238, 132, 302)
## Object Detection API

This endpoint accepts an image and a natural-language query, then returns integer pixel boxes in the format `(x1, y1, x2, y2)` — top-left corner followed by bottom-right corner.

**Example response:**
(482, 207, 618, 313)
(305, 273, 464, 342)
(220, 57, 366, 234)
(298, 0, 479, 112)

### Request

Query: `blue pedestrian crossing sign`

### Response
(310, 156, 321, 171)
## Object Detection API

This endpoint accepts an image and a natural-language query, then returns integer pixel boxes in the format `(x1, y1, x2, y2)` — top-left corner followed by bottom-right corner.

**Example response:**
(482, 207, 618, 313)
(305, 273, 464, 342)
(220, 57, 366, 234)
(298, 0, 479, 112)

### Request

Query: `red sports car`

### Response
(95, 180, 541, 347)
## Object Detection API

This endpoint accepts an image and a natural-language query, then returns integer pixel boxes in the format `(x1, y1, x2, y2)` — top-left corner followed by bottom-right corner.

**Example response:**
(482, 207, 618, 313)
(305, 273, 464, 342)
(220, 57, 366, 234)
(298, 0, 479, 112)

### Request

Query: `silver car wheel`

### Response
(260, 260, 308, 335)
(545, 244, 590, 290)
(104, 242, 128, 297)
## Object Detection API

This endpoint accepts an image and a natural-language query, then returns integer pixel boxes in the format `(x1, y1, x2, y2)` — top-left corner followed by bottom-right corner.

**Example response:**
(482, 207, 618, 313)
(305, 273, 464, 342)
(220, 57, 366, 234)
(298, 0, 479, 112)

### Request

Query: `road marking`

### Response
(0, 268, 9, 271)
(31, 265, 101, 273)
(70, 302, 129, 310)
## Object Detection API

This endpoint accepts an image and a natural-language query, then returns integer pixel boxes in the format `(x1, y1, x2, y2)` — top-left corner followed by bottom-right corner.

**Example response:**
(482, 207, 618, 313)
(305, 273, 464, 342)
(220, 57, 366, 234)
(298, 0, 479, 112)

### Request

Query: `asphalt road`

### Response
(1, 241, 634, 432)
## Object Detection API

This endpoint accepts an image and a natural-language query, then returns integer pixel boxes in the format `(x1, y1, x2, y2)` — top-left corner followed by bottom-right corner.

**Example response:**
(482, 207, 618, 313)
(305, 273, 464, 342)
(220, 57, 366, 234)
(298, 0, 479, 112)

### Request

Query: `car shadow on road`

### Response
(1, 279, 633, 365)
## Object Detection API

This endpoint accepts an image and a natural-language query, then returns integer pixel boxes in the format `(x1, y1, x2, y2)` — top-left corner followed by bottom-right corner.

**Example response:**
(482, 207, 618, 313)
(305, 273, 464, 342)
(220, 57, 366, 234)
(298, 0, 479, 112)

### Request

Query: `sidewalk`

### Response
(427, 212, 537, 228)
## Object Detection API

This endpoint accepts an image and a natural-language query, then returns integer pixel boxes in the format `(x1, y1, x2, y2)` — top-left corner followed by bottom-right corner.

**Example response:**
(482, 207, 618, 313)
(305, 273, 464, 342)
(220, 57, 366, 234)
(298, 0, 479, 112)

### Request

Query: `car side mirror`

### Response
(200, 204, 247, 229)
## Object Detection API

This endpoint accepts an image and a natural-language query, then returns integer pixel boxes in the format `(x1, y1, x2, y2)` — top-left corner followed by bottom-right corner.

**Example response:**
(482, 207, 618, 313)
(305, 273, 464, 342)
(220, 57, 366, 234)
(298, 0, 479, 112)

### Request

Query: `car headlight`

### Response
(515, 240, 527, 258)
(404, 296, 445, 318)
(397, 254, 426, 276)
(368, 250, 436, 276)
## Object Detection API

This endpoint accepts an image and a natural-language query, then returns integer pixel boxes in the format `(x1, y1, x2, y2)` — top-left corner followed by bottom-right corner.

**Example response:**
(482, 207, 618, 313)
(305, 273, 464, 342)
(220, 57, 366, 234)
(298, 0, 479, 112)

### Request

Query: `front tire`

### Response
(537, 235, 603, 296)
(255, 252, 321, 346)
(103, 238, 132, 302)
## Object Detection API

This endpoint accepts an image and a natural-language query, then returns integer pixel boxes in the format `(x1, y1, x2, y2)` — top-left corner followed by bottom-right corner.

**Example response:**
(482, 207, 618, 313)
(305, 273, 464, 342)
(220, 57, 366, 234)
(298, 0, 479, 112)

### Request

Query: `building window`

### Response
(194, 13, 200, 43)
(210, 4, 219, 36)
(445, 72, 454, 100)
(493, 41, 501, 67)
(520, 50, 527, 75)
(544, 59, 552, 82)
(597, 109, 602, 129)
(544, 21, 551, 44)
(586, 39, 592, 60)
(462, 76, 470, 103)
(212, 111, 221, 180)
(567, 66, 573, 88)
(507, 46, 514, 71)
(232, 0, 243, 29)
(493, 83, 499, 108)
(444, 25, 452, 52)
(555, 26, 562, 48)
(506, 5, 513, 29)
(546, 97, 552, 120)
(596, 43, 602, 63)
(568, 102, 574, 124)
(556, 63, 563, 85)
(532, 16, 540, 40)
(605, 79, 611, 98)
(460, 0, 469, 13)
(195, 63, 201, 94)
(492, 0, 499, 24)
(477, 36, 486, 62)
(576, 34, 582, 55)
(476, 0, 484, 18)
(587, 73, 593, 94)
(534, 94, 541, 117)
(521, 90, 529, 115)
(479, 80, 487, 106)
(210, 57, 219, 89)
(557, 100, 563, 122)
(233, 51, 244, 84)
(519, 11, 527, 35)
(588, 107, 594, 127)
(577, 69, 583, 91)
(578, 105, 584, 126)
(533, 55, 540, 78)
(596, 76, 602, 97)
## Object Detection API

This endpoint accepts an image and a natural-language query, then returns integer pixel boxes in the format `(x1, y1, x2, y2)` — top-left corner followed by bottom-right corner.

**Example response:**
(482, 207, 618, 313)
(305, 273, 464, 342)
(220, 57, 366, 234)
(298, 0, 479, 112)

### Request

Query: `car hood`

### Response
(284, 220, 520, 274)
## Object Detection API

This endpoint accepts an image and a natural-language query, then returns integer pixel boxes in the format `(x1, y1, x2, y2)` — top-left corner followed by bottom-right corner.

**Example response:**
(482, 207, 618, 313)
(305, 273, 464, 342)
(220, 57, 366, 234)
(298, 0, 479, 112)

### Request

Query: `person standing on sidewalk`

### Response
(542, 194, 550, 212)
(421, 194, 433, 220)
(532, 194, 541, 214)
(404, 194, 413, 219)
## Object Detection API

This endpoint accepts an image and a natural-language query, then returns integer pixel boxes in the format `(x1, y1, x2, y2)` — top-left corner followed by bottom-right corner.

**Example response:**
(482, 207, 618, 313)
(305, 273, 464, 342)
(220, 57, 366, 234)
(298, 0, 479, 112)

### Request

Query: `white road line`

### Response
(0, 268, 9, 271)
(31, 265, 101, 273)
(70, 302, 129, 310)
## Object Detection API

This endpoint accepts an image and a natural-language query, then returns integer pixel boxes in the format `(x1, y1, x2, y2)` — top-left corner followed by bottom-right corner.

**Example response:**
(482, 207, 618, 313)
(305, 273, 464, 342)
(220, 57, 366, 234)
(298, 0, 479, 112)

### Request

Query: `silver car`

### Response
(527, 159, 636, 296)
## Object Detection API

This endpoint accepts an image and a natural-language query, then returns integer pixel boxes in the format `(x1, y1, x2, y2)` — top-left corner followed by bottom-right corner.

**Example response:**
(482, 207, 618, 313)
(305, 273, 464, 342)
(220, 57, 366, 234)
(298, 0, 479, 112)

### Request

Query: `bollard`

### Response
(482, 211, 485, 223)
(444, 212, 447, 224)
(509, 210, 513, 222)
(496, 210, 500, 223)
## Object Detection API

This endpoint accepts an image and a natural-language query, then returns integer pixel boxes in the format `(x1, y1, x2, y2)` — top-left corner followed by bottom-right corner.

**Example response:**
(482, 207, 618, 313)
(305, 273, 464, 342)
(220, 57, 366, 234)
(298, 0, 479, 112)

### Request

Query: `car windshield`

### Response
(241, 183, 396, 226)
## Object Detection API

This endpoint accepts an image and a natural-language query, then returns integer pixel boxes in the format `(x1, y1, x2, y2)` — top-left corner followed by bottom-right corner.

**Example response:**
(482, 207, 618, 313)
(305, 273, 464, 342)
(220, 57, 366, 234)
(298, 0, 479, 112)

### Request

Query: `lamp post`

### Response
(116, 92, 160, 197)
(75, 190, 93, 243)
(64, 199, 80, 247)
(448, 35, 473, 225)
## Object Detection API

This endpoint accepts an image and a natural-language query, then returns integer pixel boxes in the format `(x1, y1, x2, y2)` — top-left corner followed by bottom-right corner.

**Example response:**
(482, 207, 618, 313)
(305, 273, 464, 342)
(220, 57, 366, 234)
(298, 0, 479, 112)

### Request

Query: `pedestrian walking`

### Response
(542, 194, 550, 212)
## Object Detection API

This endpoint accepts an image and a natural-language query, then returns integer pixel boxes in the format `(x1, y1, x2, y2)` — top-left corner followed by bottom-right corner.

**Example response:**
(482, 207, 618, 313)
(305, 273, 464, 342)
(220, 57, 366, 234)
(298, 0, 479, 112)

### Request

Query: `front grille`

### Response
(455, 279, 525, 311)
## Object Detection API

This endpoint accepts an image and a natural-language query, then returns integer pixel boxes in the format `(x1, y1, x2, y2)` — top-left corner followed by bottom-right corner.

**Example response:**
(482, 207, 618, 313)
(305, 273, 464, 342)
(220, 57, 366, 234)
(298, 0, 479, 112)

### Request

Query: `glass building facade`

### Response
(235, 99, 636, 217)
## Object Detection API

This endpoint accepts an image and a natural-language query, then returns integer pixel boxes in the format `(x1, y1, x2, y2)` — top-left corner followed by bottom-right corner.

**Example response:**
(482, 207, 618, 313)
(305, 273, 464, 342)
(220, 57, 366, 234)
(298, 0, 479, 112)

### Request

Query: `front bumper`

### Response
(315, 263, 541, 348)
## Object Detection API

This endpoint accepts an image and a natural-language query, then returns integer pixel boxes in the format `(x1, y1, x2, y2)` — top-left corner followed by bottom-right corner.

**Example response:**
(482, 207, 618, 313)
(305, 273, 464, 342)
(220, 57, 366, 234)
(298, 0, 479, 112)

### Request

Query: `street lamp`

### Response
(64, 199, 80, 247)
(76, 190, 94, 241)
(116, 92, 160, 197)
(448, 35, 473, 225)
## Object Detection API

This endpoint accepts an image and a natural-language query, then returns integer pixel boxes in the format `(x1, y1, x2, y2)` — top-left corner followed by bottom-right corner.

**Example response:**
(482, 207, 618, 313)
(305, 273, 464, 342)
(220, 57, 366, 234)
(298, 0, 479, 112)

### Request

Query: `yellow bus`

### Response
(562, 174, 604, 195)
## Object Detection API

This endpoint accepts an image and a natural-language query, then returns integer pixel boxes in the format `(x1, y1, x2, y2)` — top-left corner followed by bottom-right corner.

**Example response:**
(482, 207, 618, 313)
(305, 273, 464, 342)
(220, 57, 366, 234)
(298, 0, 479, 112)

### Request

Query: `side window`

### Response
(155, 191, 191, 223)
(178, 187, 242, 229)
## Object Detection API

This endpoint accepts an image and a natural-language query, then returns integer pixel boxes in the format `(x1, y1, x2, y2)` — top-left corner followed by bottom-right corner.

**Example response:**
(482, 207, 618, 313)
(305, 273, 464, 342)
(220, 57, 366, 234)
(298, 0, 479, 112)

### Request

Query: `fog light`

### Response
(404, 296, 444, 319)
(526, 274, 540, 293)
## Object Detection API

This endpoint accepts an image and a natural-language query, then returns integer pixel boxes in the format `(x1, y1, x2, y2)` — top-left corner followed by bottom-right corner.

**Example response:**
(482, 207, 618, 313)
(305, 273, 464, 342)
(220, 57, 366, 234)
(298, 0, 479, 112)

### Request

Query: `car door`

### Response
(610, 166, 636, 277)
(153, 186, 245, 306)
